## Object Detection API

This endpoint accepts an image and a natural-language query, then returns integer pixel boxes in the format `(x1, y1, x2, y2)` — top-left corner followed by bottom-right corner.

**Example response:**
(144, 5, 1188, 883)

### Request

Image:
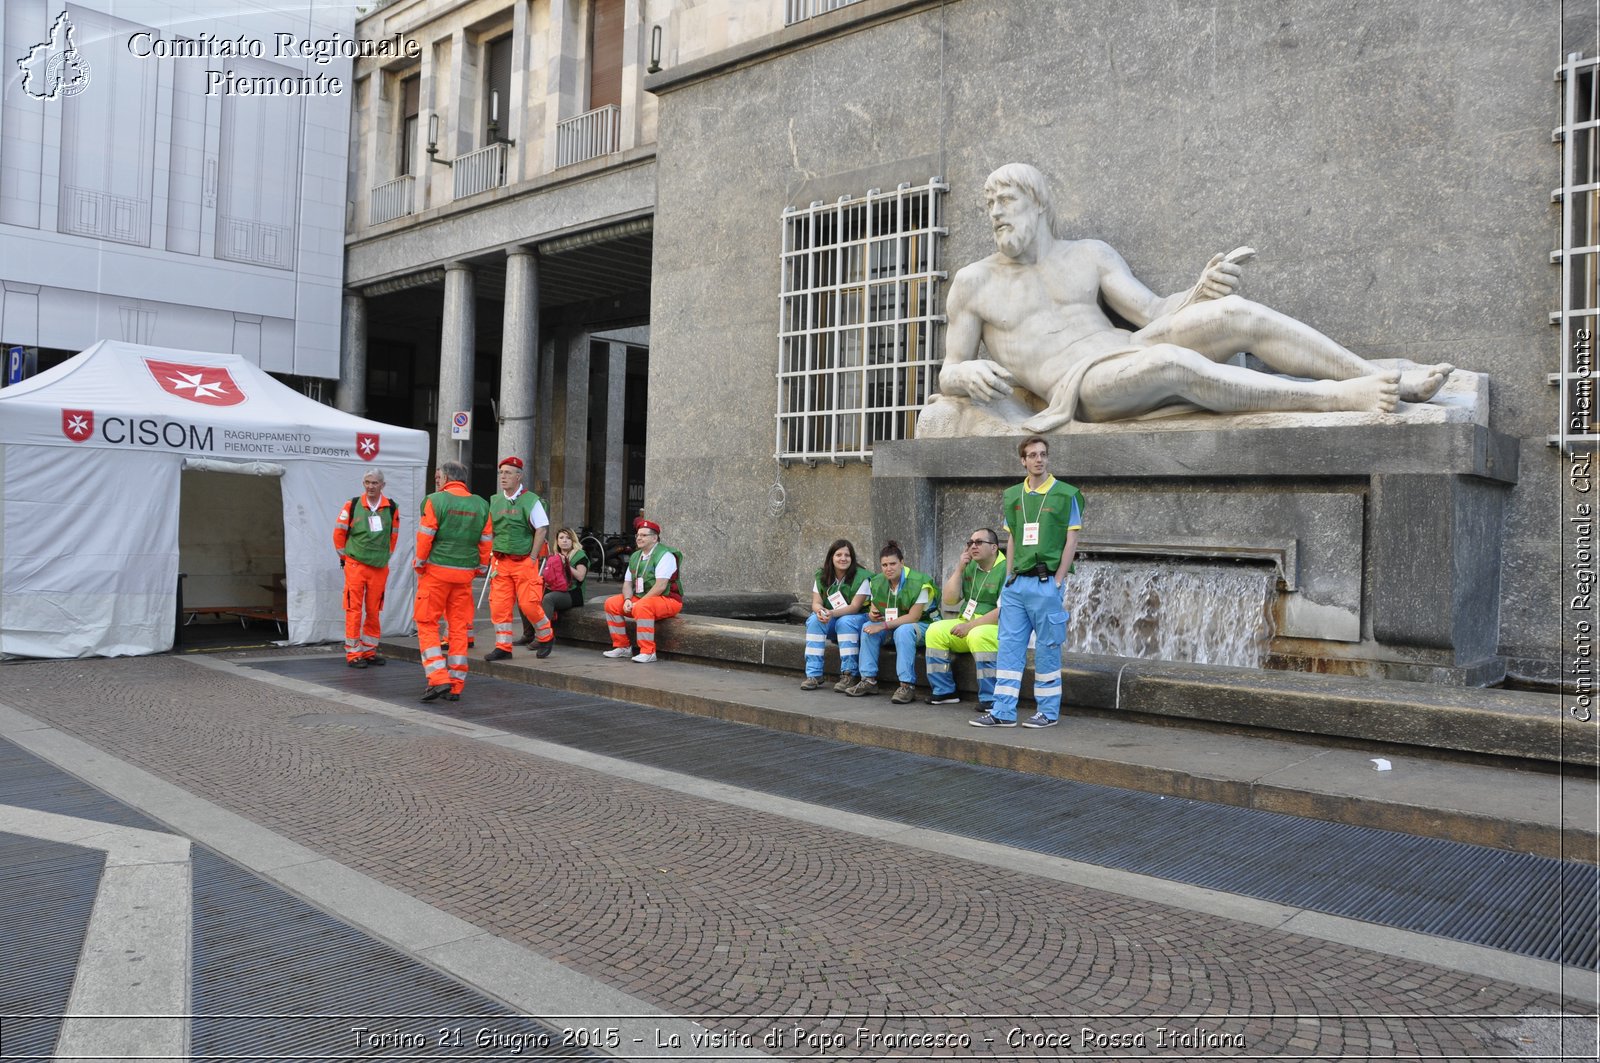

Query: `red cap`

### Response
(498, 456, 524, 470)
(637, 519, 662, 534)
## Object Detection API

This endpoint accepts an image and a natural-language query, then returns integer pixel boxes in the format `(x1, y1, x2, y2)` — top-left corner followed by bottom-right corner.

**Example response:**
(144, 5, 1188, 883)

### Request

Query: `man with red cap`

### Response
(484, 455, 555, 661)
(415, 460, 492, 701)
(333, 468, 399, 668)
(602, 519, 683, 663)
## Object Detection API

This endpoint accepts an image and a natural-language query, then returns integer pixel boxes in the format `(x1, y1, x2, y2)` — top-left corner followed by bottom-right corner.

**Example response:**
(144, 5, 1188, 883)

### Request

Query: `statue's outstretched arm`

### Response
(938, 270, 1016, 403)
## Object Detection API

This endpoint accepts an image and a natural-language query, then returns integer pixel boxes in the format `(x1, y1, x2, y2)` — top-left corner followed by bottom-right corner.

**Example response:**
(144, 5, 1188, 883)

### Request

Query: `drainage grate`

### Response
(252, 656, 1600, 972)
(0, 832, 105, 1059)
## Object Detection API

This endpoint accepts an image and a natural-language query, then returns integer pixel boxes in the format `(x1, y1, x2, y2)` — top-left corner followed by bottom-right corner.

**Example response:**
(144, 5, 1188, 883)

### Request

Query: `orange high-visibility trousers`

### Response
(489, 554, 552, 651)
(415, 565, 476, 692)
(603, 594, 683, 656)
(343, 558, 388, 662)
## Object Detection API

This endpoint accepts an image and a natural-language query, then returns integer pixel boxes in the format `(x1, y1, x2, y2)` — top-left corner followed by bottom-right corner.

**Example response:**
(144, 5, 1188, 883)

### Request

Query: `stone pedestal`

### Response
(873, 422, 1519, 685)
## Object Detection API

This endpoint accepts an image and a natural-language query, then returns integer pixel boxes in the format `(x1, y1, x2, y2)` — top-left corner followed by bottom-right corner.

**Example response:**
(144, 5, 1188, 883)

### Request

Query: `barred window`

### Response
(777, 179, 947, 463)
(785, 0, 864, 25)
(1556, 52, 1600, 450)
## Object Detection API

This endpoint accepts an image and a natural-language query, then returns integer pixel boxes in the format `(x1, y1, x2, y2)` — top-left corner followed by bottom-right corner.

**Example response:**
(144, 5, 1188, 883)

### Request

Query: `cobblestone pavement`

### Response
(3, 652, 1590, 1059)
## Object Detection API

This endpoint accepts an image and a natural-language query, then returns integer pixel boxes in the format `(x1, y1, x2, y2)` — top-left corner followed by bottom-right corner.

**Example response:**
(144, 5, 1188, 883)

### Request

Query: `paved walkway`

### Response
(1, 647, 1595, 1060)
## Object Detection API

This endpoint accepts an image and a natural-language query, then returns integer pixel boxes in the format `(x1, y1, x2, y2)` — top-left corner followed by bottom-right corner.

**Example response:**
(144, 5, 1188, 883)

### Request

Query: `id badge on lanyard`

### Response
(827, 590, 848, 610)
(367, 512, 384, 533)
(961, 599, 978, 621)
(1022, 522, 1041, 546)
(883, 606, 900, 622)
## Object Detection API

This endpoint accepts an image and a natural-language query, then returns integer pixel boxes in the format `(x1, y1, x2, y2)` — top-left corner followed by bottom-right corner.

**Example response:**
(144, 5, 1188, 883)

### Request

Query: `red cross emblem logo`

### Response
(62, 409, 93, 441)
(143, 359, 245, 406)
(356, 433, 380, 461)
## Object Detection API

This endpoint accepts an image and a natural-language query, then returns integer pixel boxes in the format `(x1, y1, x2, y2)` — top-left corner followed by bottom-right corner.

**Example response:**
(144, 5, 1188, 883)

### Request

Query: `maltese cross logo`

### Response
(144, 359, 246, 406)
(356, 433, 380, 461)
(18, 11, 91, 101)
(62, 409, 93, 441)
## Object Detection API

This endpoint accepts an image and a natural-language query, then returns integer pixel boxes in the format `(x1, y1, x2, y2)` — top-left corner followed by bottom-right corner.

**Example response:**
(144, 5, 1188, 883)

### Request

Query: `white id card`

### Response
(367, 514, 384, 533)
(827, 591, 847, 610)
(883, 606, 900, 622)
(634, 576, 646, 594)
(961, 599, 978, 621)
(1022, 521, 1041, 546)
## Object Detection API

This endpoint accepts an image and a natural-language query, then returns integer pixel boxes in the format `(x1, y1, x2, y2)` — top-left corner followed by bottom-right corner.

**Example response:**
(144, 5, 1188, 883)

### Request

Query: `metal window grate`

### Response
(1553, 53, 1600, 450)
(776, 178, 947, 463)
(785, 0, 865, 26)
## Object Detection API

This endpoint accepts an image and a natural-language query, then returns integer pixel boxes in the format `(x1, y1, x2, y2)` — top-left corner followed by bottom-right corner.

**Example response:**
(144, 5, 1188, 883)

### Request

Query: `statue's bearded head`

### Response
(983, 163, 1055, 260)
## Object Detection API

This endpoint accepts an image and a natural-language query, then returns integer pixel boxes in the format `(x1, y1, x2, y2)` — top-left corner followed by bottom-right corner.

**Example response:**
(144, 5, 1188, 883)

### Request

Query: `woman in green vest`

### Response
(536, 527, 589, 628)
(846, 540, 939, 703)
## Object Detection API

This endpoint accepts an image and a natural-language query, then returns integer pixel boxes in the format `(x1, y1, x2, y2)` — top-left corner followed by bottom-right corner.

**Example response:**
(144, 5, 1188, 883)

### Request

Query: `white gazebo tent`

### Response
(0, 341, 428, 658)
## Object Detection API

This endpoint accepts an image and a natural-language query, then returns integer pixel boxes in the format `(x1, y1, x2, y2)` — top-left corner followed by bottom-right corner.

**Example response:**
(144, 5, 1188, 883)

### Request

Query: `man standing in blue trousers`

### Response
(973, 435, 1083, 728)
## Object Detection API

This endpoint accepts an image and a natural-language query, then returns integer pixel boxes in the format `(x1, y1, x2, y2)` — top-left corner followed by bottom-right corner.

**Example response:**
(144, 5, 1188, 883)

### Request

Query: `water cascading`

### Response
(1064, 558, 1278, 669)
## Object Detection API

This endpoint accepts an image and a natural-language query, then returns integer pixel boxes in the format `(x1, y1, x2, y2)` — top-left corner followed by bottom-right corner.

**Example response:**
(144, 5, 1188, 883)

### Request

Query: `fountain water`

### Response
(1064, 558, 1278, 669)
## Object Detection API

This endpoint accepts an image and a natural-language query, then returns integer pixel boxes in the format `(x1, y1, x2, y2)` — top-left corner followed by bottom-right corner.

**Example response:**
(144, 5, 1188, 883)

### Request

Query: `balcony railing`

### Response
(555, 104, 619, 168)
(453, 142, 508, 200)
(369, 175, 415, 224)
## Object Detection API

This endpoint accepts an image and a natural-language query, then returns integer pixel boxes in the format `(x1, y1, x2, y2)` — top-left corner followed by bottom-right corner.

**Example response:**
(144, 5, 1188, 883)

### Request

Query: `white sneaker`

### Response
(602, 647, 632, 658)
(631, 652, 657, 663)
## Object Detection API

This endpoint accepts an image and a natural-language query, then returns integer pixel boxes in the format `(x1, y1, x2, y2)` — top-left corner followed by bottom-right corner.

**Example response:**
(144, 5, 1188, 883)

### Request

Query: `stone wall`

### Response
(647, 0, 1576, 679)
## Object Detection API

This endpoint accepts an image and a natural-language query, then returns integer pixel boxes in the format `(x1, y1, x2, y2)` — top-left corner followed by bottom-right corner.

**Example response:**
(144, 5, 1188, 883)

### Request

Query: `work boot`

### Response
(347, 658, 367, 669)
(484, 648, 512, 662)
(420, 685, 448, 702)
(536, 639, 555, 659)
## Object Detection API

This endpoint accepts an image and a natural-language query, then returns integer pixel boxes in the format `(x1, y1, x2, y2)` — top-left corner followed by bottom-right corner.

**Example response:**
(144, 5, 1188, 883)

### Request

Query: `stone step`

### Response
(546, 606, 1586, 767)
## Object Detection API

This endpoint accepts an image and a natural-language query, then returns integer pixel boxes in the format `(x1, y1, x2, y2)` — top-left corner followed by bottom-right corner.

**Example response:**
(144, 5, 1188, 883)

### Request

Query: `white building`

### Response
(0, 0, 354, 381)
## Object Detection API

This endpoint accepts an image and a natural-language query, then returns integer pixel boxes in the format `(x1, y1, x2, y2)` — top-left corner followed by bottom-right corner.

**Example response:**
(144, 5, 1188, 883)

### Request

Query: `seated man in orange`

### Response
(601, 520, 683, 663)
(414, 460, 492, 702)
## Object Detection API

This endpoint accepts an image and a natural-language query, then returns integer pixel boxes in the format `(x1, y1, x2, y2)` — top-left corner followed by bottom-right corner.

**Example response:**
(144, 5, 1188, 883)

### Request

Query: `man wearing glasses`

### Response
(973, 435, 1083, 728)
(923, 529, 1005, 711)
(333, 469, 399, 668)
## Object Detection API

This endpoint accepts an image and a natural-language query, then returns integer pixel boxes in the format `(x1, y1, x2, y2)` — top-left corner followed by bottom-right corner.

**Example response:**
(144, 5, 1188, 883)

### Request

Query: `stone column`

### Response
(499, 248, 539, 469)
(437, 263, 476, 469)
(543, 0, 577, 171)
(336, 291, 367, 416)
(562, 334, 591, 527)
(619, 0, 642, 152)
(536, 334, 556, 498)
(507, 0, 531, 184)
(601, 343, 627, 533)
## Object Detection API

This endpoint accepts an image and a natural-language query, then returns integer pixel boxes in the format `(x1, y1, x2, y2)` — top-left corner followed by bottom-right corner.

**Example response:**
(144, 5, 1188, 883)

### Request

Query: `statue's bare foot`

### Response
(1397, 362, 1454, 403)
(1323, 372, 1400, 413)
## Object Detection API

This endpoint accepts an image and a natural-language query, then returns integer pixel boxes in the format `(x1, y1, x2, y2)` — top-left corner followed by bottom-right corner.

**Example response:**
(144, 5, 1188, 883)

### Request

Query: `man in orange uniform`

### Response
(414, 460, 492, 702)
(333, 469, 399, 668)
(484, 456, 555, 661)
(602, 520, 684, 663)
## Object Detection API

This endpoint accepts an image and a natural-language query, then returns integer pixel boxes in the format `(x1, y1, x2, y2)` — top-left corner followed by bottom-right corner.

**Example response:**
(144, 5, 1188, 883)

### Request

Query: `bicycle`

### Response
(577, 529, 606, 582)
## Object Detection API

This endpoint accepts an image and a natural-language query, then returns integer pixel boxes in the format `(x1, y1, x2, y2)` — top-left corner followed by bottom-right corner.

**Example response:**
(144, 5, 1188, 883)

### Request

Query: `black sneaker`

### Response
(367, 655, 386, 667)
(484, 648, 513, 662)
(420, 685, 448, 702)
(443, 691, 460, 702)
(347, 658, 367, 669)
(535, 640, 554, 659)
(926, 693, 961, 705)
(968, 712, 1016, 728)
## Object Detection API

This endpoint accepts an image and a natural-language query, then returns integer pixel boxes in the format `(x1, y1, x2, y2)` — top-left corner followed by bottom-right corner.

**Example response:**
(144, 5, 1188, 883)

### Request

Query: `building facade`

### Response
(342, 0, 782, 522)
(640, 0, 1596, 684)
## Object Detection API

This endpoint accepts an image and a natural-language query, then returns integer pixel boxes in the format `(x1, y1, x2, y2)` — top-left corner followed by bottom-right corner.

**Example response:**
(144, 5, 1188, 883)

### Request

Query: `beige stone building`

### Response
(340, 0, 788, 533)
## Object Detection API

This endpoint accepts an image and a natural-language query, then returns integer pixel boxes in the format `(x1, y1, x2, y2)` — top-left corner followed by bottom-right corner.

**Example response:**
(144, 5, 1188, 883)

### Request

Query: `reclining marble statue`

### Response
(936, 162, 1454, 432)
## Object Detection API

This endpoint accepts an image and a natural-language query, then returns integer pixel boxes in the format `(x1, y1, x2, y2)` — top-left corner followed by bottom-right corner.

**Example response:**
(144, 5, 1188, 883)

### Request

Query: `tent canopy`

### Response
(0, 341, 429, 658)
